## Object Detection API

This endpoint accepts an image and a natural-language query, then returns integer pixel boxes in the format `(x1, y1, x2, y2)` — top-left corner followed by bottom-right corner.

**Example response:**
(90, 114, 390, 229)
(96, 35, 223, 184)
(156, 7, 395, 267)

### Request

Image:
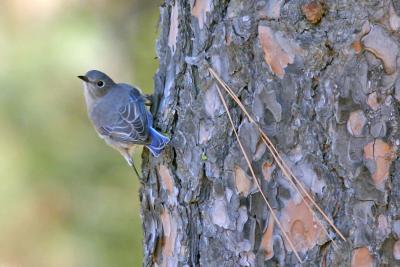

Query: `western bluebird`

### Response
(78, 70, 169, 177)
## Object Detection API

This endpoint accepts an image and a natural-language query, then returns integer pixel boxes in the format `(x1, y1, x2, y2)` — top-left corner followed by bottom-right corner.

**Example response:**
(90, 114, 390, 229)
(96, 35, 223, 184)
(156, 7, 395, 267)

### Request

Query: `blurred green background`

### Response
(0, 0, 160, 266)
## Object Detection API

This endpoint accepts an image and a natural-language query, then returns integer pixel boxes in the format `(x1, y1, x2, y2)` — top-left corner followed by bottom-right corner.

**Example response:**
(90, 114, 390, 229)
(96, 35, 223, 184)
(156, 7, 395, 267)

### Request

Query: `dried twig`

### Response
(214, 80, 303, 262)
(208, 67, 346, 243)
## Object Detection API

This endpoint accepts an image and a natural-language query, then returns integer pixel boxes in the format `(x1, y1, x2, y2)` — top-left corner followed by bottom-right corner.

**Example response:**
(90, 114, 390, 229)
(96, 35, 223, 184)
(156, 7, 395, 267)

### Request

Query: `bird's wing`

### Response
(98, 90, 150, 144)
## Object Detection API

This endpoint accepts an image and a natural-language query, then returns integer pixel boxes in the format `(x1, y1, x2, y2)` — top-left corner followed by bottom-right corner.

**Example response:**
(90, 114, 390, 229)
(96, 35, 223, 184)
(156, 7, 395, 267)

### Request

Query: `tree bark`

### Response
(141, 0, 400, 266)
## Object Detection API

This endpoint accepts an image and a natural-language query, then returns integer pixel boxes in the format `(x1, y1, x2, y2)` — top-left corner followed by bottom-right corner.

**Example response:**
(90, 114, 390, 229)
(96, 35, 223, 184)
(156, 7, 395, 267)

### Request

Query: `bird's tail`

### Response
(146, 127, 170, 157)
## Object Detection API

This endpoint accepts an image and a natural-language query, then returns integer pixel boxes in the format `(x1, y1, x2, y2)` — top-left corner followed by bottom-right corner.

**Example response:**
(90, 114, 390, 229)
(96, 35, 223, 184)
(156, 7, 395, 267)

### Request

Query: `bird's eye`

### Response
(97, 80, 105, 87)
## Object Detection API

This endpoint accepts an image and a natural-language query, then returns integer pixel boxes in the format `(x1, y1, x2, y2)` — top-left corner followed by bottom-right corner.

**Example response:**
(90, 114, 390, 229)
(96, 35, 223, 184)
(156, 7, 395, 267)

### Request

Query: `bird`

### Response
(78, 70, 169, 177)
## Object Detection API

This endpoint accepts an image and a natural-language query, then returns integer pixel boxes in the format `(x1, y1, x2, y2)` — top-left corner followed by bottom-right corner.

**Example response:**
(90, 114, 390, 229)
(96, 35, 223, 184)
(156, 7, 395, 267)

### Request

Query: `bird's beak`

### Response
(78, 75, 89, 82)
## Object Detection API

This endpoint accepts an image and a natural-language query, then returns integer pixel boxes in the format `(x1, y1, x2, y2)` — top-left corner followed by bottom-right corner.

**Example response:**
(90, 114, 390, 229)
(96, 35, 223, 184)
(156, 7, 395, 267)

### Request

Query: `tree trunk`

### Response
(141, 0, 400, 266)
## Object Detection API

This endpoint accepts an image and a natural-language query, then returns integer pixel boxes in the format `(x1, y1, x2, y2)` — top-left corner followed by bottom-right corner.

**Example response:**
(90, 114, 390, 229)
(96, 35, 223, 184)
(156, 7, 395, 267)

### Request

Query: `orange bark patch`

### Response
(158, 165, 174, 195)
(280, 199, 324, 253)
(347, 110, 367, 137)
(367, 92, 380, 111)
(259, 215, 275, 260)
(301, 1, 324, 24)
(235, 166, 253, 197)
(362, 26, 399, 74)
(192, 0, 212, 29)
(363, 139, 395, 189)
(351, 21, 370, 54)
(258, 25, 302, 78)
(168, 2, 179, 53)
(160, 208, 177, 267)
(351, 247, 374, 267)
(262, 162, 275, 182)
(351, 41, 362, 54)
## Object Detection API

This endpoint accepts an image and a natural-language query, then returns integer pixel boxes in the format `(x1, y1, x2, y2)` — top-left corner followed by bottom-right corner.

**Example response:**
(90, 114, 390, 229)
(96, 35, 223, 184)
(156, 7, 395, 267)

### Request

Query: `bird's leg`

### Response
(119, 148, 142, 180)
(130, 160, 141, 179)
(144, 93, 161, 117)
(144, 94, 152, 106)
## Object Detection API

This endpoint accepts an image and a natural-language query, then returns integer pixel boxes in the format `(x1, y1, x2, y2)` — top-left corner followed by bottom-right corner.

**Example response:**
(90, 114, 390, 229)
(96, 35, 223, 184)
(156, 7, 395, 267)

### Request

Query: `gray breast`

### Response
(90, 88, 129, 127)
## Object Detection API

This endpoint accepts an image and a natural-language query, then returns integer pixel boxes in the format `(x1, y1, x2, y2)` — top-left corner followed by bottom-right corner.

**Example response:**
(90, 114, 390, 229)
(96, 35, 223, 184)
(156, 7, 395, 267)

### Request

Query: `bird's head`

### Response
(78, 70, 115, 98)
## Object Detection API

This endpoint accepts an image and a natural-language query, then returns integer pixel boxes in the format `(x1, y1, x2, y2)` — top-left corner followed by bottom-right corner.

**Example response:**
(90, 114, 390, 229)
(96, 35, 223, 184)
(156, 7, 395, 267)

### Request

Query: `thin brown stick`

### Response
(209, 67, 346, 242)
(215, 83, 303, 262)
(258, 135, 339, 248)
(211, 67, 345, 242)
(259, 134, 340, 248)
(213, 72, 338, 248)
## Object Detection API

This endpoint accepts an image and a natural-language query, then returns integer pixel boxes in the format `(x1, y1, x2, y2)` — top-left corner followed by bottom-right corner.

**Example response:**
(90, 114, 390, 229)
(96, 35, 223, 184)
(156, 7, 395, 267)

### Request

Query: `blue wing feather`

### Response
(98, 89, 150, 144)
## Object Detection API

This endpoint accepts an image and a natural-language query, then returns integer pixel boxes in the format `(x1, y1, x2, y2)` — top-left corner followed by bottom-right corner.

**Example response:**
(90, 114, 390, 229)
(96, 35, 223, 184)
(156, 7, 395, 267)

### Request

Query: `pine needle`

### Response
(214, 79, 303, 262)
(208, 67, 346, 243)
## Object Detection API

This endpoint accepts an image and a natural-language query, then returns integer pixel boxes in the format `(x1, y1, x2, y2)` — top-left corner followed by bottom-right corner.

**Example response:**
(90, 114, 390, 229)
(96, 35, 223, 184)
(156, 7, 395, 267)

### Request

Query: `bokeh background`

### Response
(0, 1, 160, 266)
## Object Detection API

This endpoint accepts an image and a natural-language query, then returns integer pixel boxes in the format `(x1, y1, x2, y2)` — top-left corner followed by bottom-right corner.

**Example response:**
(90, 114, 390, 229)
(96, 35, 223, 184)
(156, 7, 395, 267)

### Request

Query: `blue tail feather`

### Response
(146, 127, 169, 157)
